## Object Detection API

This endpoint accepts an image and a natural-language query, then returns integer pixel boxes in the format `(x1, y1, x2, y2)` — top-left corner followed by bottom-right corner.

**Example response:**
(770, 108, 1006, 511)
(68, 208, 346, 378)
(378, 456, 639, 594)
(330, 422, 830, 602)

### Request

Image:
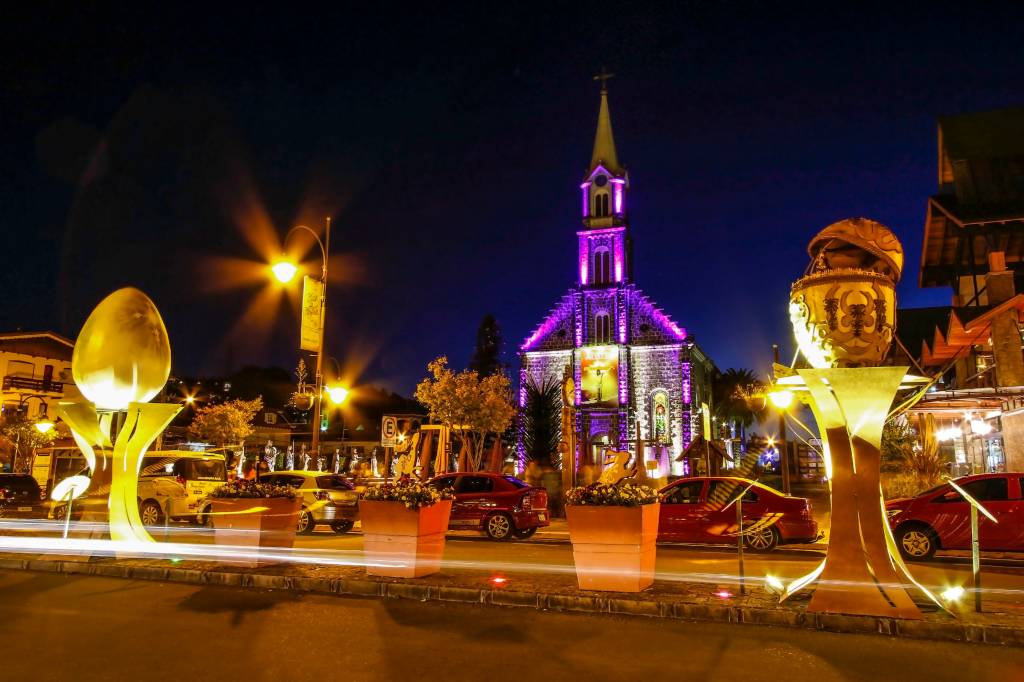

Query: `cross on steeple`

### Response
(593, 67, 615, 94)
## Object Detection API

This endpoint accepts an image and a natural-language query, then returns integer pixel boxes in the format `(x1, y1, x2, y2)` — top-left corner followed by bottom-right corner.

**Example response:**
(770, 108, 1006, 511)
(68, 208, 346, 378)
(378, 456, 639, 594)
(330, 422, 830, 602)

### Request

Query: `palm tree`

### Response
(711, 368, 767, 446)
(522, 377, 562, 467)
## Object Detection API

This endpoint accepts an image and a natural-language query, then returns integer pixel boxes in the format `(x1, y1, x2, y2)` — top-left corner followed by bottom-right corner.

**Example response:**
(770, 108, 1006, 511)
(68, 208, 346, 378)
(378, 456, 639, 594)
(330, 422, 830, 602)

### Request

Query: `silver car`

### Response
(260, 471, 359, 534)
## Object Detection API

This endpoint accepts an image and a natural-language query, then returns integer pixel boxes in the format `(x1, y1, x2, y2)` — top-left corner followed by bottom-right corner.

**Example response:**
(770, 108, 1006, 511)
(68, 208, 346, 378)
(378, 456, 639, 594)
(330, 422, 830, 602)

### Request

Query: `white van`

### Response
(137, 451, 228, 526)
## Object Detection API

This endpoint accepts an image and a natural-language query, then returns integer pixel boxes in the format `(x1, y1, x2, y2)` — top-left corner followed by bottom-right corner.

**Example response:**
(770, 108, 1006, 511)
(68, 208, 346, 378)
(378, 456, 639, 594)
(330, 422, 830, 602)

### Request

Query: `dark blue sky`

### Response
(3, 3, 1024, 393)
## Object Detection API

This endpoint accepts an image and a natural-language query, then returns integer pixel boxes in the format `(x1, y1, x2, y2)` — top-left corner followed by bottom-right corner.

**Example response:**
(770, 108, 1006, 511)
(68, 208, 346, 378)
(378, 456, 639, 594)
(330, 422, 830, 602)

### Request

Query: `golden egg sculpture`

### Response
(789, 218, 903, 368)
(72, 287, 171, 410)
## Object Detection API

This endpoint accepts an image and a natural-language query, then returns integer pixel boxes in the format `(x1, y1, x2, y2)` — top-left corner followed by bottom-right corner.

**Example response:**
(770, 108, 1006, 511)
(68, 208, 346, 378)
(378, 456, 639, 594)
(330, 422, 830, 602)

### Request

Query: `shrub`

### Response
(362, 478, 455, 509)
(565, 482, 659, 507)
(210, 479, 296, 500)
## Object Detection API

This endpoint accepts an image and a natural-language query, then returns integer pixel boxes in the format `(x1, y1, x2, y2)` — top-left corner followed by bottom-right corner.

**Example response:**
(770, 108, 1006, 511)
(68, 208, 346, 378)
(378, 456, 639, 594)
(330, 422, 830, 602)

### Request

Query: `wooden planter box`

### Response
(566, 503, 660, 592)
(211, 497, 301, 568)
(360, 499, 452, 578)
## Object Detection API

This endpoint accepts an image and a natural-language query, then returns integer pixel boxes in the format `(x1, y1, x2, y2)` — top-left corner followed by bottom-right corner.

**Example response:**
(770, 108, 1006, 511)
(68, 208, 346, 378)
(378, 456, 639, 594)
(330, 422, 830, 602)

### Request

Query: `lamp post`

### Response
(272, 217, 332, 460)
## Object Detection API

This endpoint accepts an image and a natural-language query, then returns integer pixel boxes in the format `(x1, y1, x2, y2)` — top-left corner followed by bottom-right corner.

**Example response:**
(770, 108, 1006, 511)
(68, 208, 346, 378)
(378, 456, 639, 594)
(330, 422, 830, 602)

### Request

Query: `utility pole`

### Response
(773, 344, 791, 494)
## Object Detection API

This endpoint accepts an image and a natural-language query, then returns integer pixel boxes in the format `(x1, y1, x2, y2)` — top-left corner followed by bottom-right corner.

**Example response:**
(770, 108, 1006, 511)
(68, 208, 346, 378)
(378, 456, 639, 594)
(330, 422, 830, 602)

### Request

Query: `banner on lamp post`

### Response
(300, 276, 324, 352)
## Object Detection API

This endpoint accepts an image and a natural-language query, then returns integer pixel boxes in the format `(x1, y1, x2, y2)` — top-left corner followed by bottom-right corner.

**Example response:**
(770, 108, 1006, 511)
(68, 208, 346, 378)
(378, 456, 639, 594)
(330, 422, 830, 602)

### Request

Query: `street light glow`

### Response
(326, 385, 349, 405)
(768, 389, 794, 410)
(271, 260, 298, 284)
(34, 419, 55, 434)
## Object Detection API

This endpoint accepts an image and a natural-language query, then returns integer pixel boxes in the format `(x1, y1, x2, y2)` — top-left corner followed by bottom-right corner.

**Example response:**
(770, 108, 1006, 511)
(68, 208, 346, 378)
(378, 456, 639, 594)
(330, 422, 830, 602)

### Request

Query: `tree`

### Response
(523, 377, 562, 467)
(711, 368, 767, 443)
(468, 314, 504, 378)
(0, 416, 59, 471)
(883, 414, 945, 483)
(414, 356, 515, 470)
(188, 397, 264, 450)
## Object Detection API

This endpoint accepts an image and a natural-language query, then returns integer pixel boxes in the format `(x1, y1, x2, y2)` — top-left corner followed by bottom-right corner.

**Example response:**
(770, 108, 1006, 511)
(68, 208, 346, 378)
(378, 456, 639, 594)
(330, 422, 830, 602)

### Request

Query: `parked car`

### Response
(426, 472, 550, 540)
(657, 476, 820, 551)
(886, 473, 1024, 560)
(137, 451, 228, 526)
(260, 471, 359, 534)
(0, 473, 46, 519)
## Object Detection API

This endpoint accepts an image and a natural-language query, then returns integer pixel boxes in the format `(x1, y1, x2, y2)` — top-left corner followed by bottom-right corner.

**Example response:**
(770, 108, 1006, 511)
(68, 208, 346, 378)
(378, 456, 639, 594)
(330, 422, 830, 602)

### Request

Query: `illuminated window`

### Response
(652, 392, 669, 442)
(593, 248, 611, 284)
(595, 314, 611, 344)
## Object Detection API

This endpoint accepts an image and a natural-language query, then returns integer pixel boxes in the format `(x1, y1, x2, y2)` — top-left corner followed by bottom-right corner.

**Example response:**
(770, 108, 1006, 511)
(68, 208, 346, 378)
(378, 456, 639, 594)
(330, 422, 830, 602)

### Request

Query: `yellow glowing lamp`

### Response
(326, 385, 349, 405)
(768, 389, 794, 410)
(50, 475, 91, 502)
(271, 260, 298, 284)
(35, 418, 55, 434)
(72, 288, 171, 410)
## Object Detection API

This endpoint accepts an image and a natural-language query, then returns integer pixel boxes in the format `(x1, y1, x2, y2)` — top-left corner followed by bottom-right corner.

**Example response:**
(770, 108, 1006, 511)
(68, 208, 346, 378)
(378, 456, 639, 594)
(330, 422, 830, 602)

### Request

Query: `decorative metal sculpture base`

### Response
(780, 367, 939, 618)
(59, 400, 181, 551)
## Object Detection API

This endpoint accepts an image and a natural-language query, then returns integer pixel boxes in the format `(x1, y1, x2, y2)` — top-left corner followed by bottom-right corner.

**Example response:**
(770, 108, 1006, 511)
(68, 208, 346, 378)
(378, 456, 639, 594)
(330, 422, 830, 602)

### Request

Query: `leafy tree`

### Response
(188, 397, 264, 449)
(414, 356, 515, 470)
(0, 415, 59, 471)
(468, 314, 504, 378)
(882, 414, 946, 484)
(523, 377, 561, 467)
(711, 368, 767, 443)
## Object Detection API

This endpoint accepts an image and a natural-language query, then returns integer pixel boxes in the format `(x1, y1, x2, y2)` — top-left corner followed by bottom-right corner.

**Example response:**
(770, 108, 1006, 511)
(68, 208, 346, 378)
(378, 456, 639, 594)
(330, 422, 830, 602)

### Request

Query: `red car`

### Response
(427, 472, 550, 540)
(886, 473, 1024, 561)
(657, 476, 819, 551)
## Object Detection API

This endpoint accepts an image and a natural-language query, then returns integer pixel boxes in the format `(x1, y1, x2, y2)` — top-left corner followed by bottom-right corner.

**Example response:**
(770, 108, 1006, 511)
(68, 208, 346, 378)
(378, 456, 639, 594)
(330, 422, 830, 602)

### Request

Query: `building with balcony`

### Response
(897, 107, 1024, 473)
(0, 331, 74, 423)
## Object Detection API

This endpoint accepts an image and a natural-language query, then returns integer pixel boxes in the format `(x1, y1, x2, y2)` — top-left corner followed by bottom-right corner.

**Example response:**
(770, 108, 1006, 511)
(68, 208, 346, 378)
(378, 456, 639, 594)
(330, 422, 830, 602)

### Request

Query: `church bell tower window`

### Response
(593, 247, 611, 285)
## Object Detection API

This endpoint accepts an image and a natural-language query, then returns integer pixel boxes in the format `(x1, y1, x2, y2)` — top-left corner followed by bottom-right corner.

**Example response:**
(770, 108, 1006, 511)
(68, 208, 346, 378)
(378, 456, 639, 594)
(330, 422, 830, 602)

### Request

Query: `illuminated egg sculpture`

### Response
(788, 218, 903, 369)
(72, 287, 171, 409)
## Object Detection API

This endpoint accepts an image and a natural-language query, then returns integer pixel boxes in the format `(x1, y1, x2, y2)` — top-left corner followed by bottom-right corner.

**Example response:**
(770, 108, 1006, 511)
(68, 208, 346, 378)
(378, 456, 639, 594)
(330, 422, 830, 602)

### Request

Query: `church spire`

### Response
(589, 69, 621, 176)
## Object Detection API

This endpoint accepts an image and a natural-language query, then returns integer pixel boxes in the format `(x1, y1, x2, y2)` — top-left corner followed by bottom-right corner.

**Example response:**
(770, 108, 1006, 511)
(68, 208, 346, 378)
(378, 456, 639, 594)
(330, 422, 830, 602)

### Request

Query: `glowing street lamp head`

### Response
(271, 260, 298, 284)
(325, 385, 349, 405)
(768, 389, 794, 410)
(35, 419, 55, 434)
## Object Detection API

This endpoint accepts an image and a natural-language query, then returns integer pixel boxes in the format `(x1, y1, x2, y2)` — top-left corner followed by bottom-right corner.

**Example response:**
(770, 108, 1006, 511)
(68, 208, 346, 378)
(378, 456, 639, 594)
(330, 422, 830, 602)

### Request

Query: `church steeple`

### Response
(578, 72, 631, 288)
(589, 72, 622, 176)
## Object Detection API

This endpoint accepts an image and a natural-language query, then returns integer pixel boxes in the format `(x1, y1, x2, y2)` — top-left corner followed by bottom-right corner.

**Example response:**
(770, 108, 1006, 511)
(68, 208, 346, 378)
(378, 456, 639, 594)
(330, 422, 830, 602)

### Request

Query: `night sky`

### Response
(3, 4, 1024, 395)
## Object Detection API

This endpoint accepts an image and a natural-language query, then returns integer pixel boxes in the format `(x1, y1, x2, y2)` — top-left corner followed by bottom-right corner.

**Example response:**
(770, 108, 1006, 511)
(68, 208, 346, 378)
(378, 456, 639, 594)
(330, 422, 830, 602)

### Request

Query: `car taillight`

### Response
(800, 503, 812, 520)
(313, 490, 330, 501)
(0, 488, 8, 501)
(521, 493, 532, 511)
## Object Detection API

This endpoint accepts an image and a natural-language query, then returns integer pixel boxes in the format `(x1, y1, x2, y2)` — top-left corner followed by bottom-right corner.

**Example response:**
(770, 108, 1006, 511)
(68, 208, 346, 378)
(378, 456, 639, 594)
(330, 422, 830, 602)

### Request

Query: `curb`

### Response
(2, 556, 1022, 647)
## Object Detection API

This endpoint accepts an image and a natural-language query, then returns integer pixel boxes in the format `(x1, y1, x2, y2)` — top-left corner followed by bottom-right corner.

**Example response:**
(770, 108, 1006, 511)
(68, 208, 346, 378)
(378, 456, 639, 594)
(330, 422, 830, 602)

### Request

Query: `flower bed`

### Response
(209, 480, 300, 567)
(565, 482, 660, 592)
(360, 478, 454, 578)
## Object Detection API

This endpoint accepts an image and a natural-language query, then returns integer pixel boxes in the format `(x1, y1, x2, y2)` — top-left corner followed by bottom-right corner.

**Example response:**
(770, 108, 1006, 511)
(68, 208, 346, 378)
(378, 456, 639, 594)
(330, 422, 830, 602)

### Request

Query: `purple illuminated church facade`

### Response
(517, 86, 716, 474)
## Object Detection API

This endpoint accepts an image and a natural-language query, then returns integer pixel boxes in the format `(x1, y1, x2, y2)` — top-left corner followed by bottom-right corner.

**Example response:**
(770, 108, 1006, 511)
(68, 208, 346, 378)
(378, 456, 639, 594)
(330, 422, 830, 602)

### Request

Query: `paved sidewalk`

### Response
(2, 545, 1022, 648)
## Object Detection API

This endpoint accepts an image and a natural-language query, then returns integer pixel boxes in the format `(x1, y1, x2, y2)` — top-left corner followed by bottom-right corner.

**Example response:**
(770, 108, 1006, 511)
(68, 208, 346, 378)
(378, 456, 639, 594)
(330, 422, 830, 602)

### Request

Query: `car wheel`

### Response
(296, 507, 316, 535)
(897, 524, 937, 561)
(744, 525, 779, 552)
(331, 520, 355, 534)
(513, 526, 537, 540)
(485, 513, 514, 541)
(52, 504, 67, 521)
(139, 500, 164, 527)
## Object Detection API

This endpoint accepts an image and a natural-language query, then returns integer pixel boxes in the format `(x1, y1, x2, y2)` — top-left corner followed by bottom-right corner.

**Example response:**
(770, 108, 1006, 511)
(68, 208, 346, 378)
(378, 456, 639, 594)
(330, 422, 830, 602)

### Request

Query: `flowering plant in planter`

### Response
(210, 479, 297, 500)
(362, 478, 455, 509)
(565, 481, 658, 507)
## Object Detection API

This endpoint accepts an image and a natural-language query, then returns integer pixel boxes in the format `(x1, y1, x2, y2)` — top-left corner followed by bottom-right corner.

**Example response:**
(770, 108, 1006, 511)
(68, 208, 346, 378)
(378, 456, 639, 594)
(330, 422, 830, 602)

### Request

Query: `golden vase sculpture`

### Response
(780, 219, 942, 618)
(56, 288, 181, 550)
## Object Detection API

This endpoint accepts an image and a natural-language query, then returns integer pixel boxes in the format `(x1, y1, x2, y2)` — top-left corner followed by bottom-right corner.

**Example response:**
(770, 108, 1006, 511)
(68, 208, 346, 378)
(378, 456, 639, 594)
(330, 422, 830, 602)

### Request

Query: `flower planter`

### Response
(360, 499, 452, 578)
(566, 503, 660, 592)
(211, 497, 301, 568)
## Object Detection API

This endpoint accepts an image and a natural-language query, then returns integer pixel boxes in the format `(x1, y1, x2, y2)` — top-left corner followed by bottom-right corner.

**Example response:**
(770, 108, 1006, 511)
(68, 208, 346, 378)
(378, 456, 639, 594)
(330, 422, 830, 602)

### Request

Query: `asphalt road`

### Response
(0, 570, 1020, 682)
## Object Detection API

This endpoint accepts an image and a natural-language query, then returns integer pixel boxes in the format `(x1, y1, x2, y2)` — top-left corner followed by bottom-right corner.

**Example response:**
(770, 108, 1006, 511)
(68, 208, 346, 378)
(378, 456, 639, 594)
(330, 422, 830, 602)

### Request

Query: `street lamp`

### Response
(34, 418, 55, 434)
(271, 218, 332, 458)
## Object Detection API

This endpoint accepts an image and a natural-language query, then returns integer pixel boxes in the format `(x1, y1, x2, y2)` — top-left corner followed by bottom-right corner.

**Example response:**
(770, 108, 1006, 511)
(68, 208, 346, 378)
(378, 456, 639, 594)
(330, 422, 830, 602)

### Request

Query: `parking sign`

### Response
(381, 416, 398, 447)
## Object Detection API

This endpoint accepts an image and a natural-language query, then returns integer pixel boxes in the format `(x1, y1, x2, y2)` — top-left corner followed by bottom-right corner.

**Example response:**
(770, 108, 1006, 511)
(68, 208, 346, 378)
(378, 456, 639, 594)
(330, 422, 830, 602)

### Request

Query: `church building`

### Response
(517, 83, 716, 474)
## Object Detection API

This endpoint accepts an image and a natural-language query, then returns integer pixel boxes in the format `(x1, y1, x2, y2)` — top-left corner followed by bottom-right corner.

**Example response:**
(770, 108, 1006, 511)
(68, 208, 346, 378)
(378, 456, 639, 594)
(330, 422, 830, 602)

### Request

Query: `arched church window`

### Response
(593, 248, 611, 284)
(594, 313, 611, 344)
(593, 192, 610, 217)
(652, 392, 670, 443)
